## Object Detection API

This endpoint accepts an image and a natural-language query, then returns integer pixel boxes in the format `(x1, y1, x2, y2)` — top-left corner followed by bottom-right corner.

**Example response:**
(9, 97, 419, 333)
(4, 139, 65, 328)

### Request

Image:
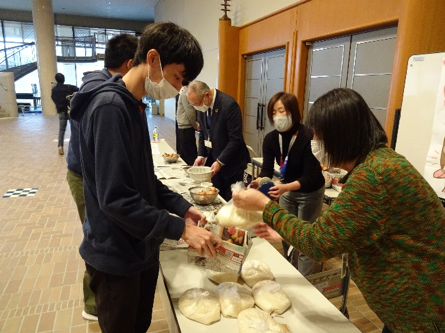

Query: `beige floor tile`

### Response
(37, 311, 56, 332)
(19, 314, 40, 333)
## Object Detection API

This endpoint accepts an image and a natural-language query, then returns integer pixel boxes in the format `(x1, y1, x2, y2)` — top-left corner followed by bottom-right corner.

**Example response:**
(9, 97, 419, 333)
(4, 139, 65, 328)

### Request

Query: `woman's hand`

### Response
(232, 188, 270, 211)
(253, 222, 283, 242)
(268, 182, 290, 200)
(249, 177, 262, 189)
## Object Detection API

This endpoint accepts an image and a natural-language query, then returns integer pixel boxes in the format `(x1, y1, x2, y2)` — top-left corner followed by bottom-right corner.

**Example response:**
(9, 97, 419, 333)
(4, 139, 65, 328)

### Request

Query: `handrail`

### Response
(1, 42, 35, 53)
(0, 42, 36, 73)
(54, 35, 96, 61)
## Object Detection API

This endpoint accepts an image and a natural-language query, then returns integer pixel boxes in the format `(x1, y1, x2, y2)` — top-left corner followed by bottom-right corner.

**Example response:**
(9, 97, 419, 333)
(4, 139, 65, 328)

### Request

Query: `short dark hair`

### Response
(306, 88, 387, 166)
(133, 22, 203, 85)
(55, 73, 65, 83)
(104, 34, 138, 69)
(267, 92, 301, 125)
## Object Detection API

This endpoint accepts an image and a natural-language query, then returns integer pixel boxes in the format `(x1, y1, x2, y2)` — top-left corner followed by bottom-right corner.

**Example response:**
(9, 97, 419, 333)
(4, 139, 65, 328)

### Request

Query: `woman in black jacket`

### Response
(251, 92, 325, 276)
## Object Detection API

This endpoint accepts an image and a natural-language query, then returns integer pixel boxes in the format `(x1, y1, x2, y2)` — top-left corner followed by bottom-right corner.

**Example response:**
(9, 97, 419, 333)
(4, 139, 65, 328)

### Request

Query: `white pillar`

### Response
(32, 0, 57, 115)
(0, 72, 18, 117)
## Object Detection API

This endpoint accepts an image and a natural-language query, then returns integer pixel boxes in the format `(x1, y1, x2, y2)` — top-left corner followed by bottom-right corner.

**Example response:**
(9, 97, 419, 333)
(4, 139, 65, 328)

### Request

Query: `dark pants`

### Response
(212, 169, 245, 202)
(382, 325, 392, 333)
(86, 262, 160, 333)
(58, 112, 69, 147)
(177, 127, 197, 166)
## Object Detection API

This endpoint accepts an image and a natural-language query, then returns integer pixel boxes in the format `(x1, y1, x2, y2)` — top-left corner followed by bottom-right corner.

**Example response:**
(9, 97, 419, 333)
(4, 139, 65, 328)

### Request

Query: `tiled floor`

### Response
(0, 112, 383, 333)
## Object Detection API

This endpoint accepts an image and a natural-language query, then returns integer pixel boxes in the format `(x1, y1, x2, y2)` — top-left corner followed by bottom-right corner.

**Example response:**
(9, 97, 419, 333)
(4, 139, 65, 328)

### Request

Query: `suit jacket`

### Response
(197, 89, 250, 178)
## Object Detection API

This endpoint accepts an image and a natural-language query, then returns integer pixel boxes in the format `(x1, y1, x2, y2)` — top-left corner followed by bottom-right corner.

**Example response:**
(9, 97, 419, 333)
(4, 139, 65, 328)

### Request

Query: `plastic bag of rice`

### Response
(206, 269, 240, 284)
(252, 280, 291, 315)
(241, 259, 274, 288)
(178, 288, 220, 325)
(238, 308, 291, 333)
(215, 282, 254, 318)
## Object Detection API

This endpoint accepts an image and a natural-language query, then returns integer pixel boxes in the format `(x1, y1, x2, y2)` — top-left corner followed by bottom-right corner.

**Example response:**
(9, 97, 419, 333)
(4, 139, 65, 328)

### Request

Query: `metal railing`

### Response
(0, 42, 36, 72)
(55, 35, 96, 62)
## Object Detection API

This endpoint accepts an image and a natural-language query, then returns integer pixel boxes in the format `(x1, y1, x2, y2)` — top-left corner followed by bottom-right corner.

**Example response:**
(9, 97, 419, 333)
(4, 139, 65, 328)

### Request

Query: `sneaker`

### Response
(58, 146, 64, 155)
(82, 310, 98, 321)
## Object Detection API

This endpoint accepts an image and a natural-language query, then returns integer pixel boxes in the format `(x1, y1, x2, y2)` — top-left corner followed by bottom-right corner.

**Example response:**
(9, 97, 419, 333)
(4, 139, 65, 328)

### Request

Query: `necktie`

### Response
(206, 108, 212, 130)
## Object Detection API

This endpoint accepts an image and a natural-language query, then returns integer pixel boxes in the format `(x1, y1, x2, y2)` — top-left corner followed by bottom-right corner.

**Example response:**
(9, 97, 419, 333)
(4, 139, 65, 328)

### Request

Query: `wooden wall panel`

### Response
(225, 0, 445, 136)
(218, 19, 240, 99)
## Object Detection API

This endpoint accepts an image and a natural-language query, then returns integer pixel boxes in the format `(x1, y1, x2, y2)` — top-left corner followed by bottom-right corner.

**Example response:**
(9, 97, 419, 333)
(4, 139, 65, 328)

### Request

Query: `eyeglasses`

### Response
(190, 93, 206, 107)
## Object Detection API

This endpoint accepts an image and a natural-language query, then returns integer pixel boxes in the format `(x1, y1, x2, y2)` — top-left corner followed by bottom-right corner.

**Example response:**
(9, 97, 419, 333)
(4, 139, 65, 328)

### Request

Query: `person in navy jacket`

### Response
(187, 81, 250, 201)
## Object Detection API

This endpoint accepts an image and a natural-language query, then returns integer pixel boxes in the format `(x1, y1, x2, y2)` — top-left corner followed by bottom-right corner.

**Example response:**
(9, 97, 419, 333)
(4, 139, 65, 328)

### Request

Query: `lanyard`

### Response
(279, 131, 298, 179)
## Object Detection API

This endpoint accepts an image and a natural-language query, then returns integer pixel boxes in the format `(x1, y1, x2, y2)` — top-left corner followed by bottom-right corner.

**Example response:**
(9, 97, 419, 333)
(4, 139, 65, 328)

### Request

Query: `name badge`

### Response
(204, 140, 212, 148)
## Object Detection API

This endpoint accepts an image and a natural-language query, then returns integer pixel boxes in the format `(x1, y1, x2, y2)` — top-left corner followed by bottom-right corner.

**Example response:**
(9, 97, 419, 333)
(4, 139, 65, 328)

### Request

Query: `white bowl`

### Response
(187, 166, 212, 183)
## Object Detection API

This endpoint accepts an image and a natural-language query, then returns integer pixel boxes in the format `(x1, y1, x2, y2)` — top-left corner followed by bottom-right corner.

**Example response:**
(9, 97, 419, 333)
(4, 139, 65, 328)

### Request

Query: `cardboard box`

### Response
(188, 226, 252, 273)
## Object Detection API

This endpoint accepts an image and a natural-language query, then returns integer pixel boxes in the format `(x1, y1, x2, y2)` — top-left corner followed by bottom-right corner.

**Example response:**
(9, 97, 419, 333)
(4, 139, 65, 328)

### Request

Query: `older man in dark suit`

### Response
(187, 81, 250, 201)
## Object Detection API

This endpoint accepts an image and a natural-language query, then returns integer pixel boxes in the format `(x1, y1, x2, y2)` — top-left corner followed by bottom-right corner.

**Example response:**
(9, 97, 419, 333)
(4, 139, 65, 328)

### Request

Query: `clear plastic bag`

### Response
(241, 259, 274, 288)
(237, 308, 291, 333)
(178, 288, 221, 325)
(252, 280, 291, 315)
(215, 282, 254, 318)
(216, 182, 263, 227)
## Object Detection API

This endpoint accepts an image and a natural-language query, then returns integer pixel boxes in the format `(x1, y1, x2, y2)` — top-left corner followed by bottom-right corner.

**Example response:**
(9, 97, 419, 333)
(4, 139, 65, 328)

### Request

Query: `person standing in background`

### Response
(176, 86, 198, 165)
(65, 33, 138, 321)
(187, 80, 250, 201)
(250, 92, 325, 276)
(51, 73, 78, 155)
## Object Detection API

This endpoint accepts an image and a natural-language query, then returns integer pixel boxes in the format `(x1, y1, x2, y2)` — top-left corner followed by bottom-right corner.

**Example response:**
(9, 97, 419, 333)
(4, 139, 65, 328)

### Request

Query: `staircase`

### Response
(3, 62, 37, 81)
(0, 42, 37, 81)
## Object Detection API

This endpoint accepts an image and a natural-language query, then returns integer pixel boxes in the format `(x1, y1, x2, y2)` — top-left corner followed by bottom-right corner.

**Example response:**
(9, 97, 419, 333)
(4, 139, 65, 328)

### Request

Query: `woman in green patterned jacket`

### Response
(233, 88, 445, 333)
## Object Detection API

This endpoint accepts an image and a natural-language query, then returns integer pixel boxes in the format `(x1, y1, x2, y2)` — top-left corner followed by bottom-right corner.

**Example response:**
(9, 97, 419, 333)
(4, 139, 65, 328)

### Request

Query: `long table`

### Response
(152, 139, 360, 333)
(158, 238, 361, 333)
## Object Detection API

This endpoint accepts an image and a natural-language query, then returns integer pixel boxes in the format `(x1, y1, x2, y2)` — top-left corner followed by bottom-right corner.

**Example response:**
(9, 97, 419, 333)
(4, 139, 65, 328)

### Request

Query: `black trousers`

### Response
(212, 168, 245, 202)
(86, 262, 159, 333)
(177, 127, 197, 166)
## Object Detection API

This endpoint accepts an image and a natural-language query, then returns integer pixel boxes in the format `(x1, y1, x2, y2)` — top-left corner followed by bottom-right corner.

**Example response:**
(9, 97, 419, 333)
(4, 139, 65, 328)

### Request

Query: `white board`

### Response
(396, 52, 445, 199)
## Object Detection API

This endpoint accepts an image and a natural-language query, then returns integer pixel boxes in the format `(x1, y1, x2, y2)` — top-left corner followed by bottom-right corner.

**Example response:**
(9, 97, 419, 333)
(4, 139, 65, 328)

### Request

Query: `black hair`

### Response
(104, 34, 138, 69)
(305, 88, 387, 166)
(267, 92, 301, 125)
(133, 22, 203, 85)
(55, 73, 65, 83)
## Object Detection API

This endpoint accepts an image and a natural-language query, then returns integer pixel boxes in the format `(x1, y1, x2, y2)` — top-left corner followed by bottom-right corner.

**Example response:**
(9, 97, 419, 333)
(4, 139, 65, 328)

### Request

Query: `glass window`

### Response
(3, 21, 23, 44)
(22, 23, 35, 43)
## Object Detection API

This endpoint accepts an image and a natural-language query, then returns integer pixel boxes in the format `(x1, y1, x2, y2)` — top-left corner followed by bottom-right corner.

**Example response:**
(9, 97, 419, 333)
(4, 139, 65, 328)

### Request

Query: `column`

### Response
(218, 18, 239, 100)
(32, 0, 57, 115)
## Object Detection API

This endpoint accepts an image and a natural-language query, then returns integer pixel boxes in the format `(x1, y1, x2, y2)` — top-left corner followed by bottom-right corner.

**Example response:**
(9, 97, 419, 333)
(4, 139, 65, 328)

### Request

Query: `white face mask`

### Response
(273, 115, 293, 132)
(193, 94, 209, 112)
(311, 139, 329, 166)
(194, 104, 209, 113)
(144, 57, 179, 100)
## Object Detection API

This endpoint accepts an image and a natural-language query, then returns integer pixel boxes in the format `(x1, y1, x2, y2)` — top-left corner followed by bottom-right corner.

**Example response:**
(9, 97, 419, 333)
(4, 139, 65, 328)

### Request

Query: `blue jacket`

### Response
(67, 69, 112, 175)
(70, 74, 191, 275)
